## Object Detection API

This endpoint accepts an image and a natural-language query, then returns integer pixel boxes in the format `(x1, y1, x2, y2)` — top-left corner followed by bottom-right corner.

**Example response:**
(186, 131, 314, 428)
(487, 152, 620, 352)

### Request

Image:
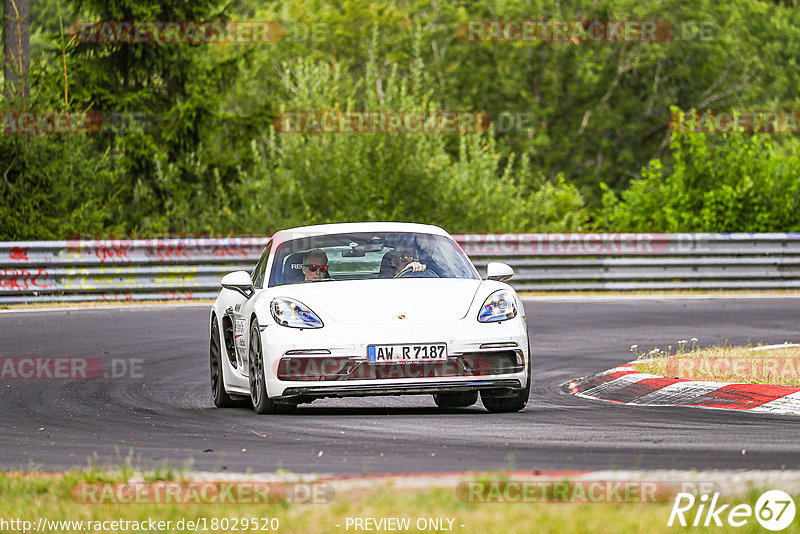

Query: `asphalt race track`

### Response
(1, 297, 798, 474)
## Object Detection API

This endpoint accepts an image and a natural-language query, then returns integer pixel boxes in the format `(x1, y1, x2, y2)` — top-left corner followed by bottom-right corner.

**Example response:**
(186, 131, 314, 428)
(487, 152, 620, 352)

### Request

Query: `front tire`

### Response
(248, 320, 296, 415)
(210, 318, 236, 408)
(433, 391, 478, 408)
(480, 353, 531, 413)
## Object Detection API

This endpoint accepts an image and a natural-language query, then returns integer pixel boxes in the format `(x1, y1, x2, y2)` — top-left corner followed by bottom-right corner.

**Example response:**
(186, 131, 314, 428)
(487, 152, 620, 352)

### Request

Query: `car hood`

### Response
(281, 278, 483, 325)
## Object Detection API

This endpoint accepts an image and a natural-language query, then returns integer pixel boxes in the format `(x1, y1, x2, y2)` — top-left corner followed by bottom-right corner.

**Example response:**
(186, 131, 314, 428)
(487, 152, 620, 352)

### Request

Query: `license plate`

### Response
(367, 343, 448, 362)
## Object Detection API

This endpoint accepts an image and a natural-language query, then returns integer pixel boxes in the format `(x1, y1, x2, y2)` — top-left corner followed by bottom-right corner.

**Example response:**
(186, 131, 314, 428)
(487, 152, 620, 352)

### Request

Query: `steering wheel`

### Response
(395, 265, 439, 278)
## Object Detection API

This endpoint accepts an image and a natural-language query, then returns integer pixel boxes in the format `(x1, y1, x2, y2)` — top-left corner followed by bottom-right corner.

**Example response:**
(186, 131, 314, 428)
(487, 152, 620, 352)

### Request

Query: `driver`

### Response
(388, 245, 426, 278)
(302, 249, 329, 281)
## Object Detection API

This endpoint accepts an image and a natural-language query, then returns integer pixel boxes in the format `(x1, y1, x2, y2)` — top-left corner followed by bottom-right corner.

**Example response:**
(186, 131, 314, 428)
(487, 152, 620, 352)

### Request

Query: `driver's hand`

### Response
(394, 261, 426, 277)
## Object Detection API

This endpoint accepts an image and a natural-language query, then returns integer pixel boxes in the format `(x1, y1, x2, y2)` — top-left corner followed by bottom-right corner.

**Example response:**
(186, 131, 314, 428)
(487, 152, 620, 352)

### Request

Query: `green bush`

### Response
(237, 51, 586, 234)
(0, 133, 117, 240)
(594, 111, 800, 232)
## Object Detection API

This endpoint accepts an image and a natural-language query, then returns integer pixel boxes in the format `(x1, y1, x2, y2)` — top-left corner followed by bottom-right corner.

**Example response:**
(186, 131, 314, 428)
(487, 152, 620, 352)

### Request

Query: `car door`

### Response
(218, 241, 271, 385)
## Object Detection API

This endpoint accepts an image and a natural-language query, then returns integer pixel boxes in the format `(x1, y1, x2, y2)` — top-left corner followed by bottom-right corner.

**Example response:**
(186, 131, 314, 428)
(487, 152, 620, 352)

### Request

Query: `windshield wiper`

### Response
(310, 278, 336, 282)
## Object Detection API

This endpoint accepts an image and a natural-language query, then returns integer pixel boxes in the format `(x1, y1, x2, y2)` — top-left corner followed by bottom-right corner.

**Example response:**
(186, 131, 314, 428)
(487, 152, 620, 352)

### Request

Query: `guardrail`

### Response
(1, 233, 799, 303)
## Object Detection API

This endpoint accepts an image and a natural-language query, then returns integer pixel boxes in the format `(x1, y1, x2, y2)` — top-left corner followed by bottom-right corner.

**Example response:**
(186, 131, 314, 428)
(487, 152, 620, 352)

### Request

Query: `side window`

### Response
(252, 241, 272, 288)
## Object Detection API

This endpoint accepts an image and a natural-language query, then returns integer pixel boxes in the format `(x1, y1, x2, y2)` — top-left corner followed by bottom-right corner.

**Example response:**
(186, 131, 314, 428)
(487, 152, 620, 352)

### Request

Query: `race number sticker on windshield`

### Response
(368, 343, 447, 362)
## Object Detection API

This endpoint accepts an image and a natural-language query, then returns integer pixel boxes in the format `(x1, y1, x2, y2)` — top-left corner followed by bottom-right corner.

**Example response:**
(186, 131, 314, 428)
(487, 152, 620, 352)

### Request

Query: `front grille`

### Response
(276, 350, 523, 381)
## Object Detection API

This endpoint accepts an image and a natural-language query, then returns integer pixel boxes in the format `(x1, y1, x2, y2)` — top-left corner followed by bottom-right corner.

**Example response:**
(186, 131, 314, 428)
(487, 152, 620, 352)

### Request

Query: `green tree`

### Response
(253, 0, 800, 200)
(64, 0, 248, 232)
(239, 52, 585, 234)
(595, 113, 800, 232)
(0, 133, 117, 240)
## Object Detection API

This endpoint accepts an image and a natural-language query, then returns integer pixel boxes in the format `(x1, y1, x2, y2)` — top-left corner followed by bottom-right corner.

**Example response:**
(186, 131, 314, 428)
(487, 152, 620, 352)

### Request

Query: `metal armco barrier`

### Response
(0, 238, 266, 304)
(1, 233, 800, 303)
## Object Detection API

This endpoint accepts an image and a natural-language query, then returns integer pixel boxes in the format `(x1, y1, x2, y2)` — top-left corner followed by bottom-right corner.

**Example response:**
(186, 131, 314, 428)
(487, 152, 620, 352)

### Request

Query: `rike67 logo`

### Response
(669, 490, 796, 531)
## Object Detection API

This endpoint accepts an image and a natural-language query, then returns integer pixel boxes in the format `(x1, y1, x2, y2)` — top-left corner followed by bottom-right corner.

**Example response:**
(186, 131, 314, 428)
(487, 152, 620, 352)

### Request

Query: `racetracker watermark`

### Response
(456, 20, 674, 42)
(457, 480, 721, 504)
(454, 233, 702, 255)
(69, 21, 284, 43)
(66, 232, 267, 241)
(670, 110, 800, 134)
(1, 111, 150, 134)
(0, 358, 142, 380)
(273, 111, 491, 134)
(663, 356, 800, 380)
(274, 354, 514, 381)
(54, 236, 267, 263)
(73, 481, 334, 505)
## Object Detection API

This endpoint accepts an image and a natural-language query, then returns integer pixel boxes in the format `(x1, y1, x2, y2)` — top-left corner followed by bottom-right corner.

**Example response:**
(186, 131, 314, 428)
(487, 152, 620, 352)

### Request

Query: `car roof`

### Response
(272, 222, 452, 242)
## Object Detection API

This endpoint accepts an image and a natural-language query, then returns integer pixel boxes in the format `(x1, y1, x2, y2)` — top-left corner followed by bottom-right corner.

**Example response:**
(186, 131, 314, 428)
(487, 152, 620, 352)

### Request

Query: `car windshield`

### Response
(268, 232, 479, 286)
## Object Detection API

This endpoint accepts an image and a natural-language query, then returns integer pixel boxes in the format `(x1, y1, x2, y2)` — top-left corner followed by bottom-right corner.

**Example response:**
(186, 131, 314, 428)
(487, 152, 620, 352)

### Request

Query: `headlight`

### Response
(478, 290, 518, 323)
(270, 298, 323, 329)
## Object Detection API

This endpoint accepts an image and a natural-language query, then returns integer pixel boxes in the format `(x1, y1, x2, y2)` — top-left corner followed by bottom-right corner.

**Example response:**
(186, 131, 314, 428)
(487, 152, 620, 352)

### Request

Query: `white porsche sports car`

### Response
(209, 222, 530, 413)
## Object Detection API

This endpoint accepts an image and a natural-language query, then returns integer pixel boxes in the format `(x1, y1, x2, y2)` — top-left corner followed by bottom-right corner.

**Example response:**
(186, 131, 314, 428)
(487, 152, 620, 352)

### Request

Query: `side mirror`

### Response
(221, 271, 255, 298)
(486, 262, 514, 282)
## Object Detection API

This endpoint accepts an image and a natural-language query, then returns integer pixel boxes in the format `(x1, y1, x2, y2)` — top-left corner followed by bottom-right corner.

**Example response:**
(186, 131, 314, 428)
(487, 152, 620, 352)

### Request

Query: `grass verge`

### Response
(1, 471, 798, 533)
(633, 344, 800, 387)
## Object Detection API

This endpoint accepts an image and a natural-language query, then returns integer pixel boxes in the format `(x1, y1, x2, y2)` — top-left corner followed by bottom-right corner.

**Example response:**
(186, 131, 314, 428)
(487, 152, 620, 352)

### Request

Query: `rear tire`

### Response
(480, 353, 531, 413)
(210, 318, 236, 408)
(433, 391, 478, 408)
(249, 320, 296, 415)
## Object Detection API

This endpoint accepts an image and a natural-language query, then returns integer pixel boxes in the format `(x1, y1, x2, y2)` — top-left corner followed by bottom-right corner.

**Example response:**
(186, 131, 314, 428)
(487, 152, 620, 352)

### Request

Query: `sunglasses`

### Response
(303, 264, 328, 273)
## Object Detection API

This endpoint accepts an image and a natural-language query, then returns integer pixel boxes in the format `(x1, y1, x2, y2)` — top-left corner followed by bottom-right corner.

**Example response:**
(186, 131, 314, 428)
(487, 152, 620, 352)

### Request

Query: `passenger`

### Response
(302, 249, 329, 281)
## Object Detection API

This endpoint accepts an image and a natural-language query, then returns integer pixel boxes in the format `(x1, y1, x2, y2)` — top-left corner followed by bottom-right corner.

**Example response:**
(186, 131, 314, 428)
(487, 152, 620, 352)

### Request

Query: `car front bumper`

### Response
(277, 379, 523, 401)
(260, 317, 530, 400)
